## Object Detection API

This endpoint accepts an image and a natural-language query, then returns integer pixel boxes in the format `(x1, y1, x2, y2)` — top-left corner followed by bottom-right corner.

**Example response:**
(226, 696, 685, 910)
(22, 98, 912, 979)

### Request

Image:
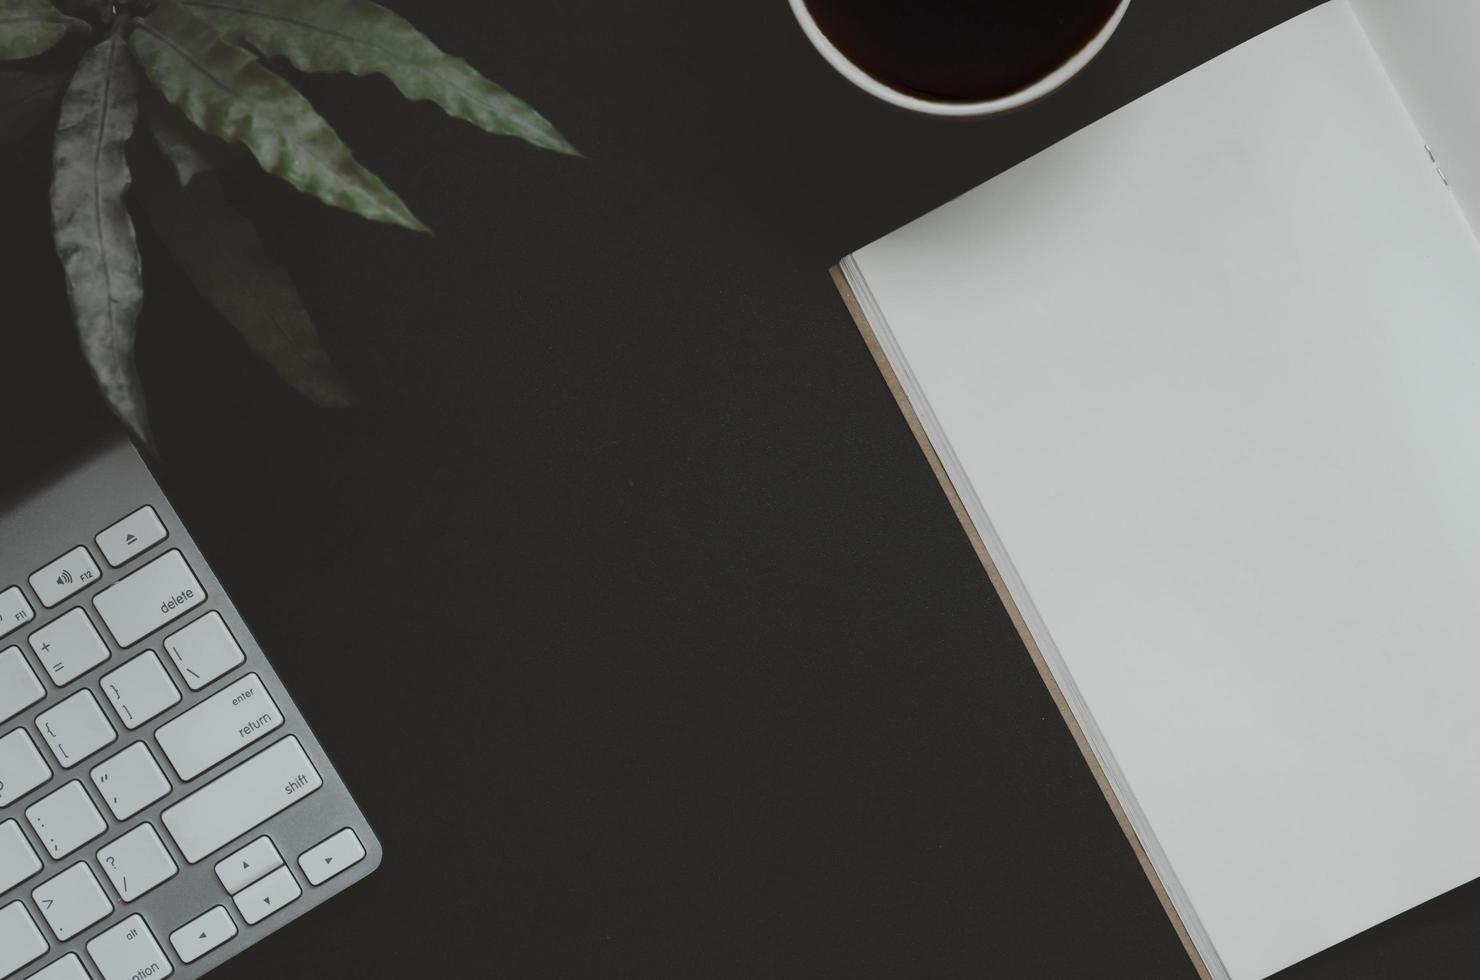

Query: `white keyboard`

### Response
(0, 503, 379, 980)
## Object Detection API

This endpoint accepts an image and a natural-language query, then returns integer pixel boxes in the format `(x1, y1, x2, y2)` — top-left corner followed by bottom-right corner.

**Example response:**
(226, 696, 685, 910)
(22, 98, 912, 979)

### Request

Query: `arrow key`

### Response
(215, 836, 283, 895)
(233, 866, 299, 925)
(298, 828, 366, 887)
(170, 906, 237, 964)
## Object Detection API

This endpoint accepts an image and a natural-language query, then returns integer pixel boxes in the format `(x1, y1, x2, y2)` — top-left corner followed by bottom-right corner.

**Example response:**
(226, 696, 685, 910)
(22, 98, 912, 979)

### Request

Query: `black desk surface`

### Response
(9, 0, 1480, 976)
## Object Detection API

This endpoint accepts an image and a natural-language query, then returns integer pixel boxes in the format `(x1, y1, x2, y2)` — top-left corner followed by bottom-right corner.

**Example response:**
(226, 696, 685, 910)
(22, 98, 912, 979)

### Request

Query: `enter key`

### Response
(156, 673, 283, 780)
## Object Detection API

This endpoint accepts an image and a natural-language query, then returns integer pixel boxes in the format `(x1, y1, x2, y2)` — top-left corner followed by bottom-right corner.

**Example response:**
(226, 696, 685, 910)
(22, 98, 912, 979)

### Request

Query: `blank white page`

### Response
(849, 3, 1480, 978)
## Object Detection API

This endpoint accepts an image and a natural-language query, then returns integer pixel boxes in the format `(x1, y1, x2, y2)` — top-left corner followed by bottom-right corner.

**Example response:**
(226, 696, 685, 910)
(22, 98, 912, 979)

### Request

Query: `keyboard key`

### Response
(26, 953, 89, 980)
(26, 782, 105, 860)
(162, 737, 321, 863)
(0, 819, 41, 893)
(233, 865, 300, 925)
(0, 648, 44, 725)
(92, 551, 205, 648)
(86, 915, 171, 980)
(28, 610, 110, 687)
(98, 824, 177, 902)
(0, 588, 34, 640)
(156, 673, 282, 781)
(299, 828, 365, 886)
(169, 906, 236, 965)
(0, 730, 51, 807)
(91, 744, 171, 821)
(36, 691, 116, 769)
(30, 548, 101, 610)
(0, 902, 47, 979)
(162, 613, 243, 692)
(101, 652, 180, 730)
(215, 836, 282, 894)
(96, 507, 168, 569)
(33, 862, 112, 941)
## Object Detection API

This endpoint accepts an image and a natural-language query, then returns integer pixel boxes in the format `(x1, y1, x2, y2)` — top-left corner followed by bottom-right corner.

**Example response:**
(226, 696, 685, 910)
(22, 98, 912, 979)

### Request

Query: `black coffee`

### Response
(803, 0, 1121, 104)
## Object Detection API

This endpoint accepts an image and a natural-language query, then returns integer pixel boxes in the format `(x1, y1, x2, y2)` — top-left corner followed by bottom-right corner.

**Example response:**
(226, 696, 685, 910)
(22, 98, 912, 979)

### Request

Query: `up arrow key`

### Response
(215, 837, 284, 894)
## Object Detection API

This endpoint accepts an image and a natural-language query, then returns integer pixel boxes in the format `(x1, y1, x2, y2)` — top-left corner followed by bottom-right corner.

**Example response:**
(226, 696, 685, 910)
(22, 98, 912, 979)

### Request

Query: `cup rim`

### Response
(787, 0, 1133, 117)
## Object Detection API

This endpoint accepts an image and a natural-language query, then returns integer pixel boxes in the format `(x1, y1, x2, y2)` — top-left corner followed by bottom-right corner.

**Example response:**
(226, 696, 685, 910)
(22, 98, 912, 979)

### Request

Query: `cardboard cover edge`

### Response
(829, 264, 1213, 980)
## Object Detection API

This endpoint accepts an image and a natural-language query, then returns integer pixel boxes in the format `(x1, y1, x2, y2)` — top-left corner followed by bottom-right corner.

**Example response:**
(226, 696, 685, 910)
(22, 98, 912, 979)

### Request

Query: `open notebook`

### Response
(835, 2, 1480, 978)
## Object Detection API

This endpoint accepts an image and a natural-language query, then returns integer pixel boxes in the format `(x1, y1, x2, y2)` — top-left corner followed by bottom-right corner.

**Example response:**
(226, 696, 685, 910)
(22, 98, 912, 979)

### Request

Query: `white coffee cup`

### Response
(787, 0, 1133, 117)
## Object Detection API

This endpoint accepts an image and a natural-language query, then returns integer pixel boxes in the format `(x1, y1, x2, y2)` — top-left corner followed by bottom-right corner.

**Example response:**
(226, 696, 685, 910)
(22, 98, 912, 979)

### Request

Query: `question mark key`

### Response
(97, 824, 178, 902)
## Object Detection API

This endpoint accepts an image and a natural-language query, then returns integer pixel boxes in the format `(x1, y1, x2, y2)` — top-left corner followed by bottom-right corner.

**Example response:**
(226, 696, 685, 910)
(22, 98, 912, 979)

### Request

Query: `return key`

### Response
(156, 673, 283, 780)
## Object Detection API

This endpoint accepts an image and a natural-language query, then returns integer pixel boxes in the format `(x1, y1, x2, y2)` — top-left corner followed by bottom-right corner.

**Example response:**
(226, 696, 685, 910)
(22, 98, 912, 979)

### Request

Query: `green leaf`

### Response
(136, 164, 351, 406)
(141, 87, 233, 185)
(51, 29, 149, 441)
(129, 2, 426, 231)
(0, 0, 86, 61)
(182, 0, 576, 155)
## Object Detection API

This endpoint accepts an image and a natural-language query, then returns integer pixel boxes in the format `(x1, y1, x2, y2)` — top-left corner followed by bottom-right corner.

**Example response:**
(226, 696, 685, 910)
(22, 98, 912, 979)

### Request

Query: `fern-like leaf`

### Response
(130, 2, 427, 231)
(51, 29, 149, 440)
(183, 0, 576, 154)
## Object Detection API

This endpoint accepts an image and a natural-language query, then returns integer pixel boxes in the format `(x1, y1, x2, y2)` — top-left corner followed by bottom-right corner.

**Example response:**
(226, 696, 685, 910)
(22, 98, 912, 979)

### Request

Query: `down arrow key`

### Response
(234, 867, 301, 925)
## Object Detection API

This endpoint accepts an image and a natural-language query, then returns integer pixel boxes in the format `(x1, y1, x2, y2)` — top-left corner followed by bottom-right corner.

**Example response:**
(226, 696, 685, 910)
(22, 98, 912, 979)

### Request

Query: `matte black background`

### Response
(9, 0, 1480, 976)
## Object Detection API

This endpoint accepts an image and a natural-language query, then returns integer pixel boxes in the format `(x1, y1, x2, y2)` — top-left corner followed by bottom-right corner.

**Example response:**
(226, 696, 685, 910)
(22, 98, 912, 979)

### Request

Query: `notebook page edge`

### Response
(833, 259, 1226, 980)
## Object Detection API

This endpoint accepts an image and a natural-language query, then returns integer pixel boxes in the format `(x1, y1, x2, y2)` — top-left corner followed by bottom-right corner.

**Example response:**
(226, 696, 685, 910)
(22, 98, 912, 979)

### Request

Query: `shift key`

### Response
(93, 550, 205, 647)
(163, 737, 322, 863)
